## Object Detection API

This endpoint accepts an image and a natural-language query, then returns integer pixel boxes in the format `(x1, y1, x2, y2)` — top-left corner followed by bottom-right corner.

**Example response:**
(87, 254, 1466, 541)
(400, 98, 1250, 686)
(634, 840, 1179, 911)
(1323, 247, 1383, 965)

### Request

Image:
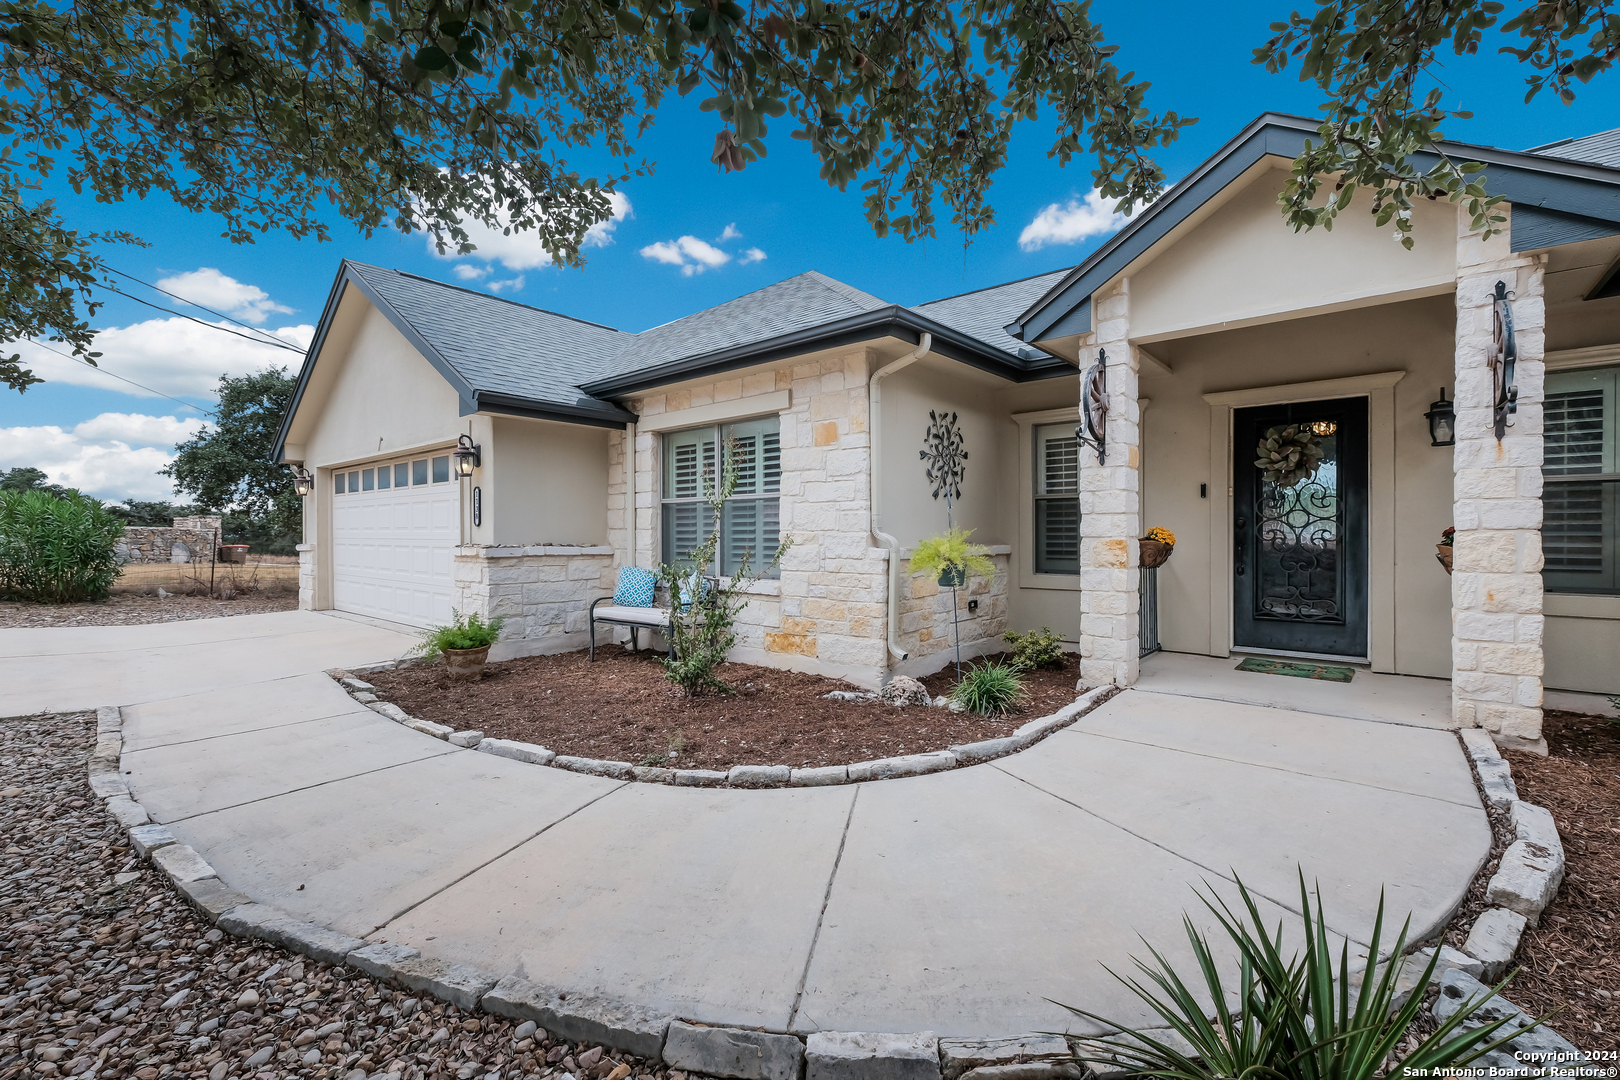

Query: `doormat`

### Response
(1235, 657, 1356, 682)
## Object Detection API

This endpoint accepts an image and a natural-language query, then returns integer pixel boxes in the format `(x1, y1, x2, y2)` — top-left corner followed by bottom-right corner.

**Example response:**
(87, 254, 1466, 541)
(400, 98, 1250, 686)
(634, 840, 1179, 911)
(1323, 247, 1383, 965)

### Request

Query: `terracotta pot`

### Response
(443, 644, 492, 681)
(1436, 544, 1453, 575)
(1139, 539, 1173, 569)
(937, 565, 967, 588)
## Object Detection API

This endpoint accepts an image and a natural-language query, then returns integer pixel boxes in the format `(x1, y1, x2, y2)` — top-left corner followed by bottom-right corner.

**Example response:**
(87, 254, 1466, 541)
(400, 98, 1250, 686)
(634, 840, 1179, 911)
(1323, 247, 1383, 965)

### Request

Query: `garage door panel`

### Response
(332, 461, 459, 628)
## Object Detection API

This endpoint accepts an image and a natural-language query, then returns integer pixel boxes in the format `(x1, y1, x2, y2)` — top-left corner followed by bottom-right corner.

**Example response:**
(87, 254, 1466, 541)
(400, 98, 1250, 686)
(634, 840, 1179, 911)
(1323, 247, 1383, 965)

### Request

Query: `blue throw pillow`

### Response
(674, 571, 711, 613)
(613, 566, 657, 608)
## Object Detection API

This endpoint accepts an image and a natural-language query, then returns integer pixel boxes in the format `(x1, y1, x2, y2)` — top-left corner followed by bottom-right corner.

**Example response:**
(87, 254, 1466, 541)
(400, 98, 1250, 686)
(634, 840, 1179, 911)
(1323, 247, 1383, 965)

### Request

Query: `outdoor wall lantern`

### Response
(452, 434, 481, 478)
(290, 466, 313, 497)
(1425, 388, 1456, 447)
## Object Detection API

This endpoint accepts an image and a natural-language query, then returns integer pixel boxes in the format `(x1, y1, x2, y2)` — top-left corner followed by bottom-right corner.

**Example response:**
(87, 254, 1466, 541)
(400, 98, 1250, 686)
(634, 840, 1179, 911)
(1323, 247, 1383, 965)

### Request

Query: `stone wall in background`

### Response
(116, 526, 220, 565)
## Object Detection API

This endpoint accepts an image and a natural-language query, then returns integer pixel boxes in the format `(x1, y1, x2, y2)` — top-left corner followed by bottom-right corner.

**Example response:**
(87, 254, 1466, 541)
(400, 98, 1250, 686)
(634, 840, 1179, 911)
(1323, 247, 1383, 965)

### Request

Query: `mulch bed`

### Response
(366, 646, 1083, 772)
(0, 710, 682, 1080)
(0, 591, 297, 629)
(1489, 710, 1620, 1046)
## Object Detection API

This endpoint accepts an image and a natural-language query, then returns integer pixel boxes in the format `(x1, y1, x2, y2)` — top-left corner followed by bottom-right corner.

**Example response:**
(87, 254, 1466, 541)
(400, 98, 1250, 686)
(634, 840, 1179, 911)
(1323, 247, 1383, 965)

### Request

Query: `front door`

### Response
(1233, 396, 1369, 658)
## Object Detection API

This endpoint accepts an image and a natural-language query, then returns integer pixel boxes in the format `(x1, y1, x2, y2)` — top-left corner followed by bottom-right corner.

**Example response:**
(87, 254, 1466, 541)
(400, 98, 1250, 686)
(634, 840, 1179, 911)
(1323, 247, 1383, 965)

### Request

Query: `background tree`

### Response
(164, 368, 301, 553)
(105, 499, 202, 527)
(1, 0, 1613, 390)
(0, 466, 69, 498)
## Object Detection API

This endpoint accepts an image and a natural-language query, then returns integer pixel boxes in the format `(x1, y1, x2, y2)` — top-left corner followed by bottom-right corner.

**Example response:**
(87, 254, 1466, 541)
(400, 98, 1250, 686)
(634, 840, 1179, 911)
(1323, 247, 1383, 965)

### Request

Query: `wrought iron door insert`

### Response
(1233, 396, 1369, 658)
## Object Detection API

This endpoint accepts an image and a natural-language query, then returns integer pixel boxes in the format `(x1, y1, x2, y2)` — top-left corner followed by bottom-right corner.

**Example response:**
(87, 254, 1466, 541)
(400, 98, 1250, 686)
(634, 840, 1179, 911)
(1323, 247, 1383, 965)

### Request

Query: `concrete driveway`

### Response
(6, 611, 1492, 1038)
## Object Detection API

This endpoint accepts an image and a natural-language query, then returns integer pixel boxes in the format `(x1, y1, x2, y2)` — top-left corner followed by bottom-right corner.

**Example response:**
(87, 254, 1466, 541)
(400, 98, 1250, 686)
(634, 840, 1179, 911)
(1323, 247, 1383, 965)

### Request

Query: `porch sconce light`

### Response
(1425, 388, 1456, 447)
(290, 466, 313, 497)
(452, 434, 481, 478)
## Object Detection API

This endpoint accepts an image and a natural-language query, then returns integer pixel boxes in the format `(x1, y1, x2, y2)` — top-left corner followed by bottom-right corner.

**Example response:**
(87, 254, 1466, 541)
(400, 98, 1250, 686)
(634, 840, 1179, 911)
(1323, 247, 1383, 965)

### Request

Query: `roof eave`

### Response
(470, 391, 637, 429)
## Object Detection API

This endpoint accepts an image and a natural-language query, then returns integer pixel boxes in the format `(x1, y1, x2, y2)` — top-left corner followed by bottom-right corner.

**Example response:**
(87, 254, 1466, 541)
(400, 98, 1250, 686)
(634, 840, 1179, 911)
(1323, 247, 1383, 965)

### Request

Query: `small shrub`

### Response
(414, 610, 505, 660)
(0, 489, 125, 603)
(951, 661, 1028, 716)
(1003, 626, 1065, 671)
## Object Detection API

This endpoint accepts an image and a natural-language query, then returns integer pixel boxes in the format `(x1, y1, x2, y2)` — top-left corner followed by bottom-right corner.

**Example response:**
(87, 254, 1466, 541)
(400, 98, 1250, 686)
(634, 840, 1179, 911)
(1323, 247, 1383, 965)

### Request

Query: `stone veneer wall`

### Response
(622, 350, 892, 688)
(453, 545, 618, 658)
(1451, 205, 1547, 745)
(894, 552, 1011, 671)
(116, 526, 221, 565)
(296, 543, 316, 610)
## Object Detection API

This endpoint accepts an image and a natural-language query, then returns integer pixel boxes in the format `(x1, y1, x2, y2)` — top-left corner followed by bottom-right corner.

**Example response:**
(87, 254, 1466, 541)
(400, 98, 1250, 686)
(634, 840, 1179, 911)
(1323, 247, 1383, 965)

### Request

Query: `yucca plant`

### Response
(0, 488, 125, 603)
(951, 661, 1027, 716)
(1059, 873, 1536, 1080)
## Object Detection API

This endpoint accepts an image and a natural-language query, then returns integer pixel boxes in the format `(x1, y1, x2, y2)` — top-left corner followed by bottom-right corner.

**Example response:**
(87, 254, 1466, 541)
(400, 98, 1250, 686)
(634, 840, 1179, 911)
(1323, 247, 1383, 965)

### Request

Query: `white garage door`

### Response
(331, 453, 459, 628)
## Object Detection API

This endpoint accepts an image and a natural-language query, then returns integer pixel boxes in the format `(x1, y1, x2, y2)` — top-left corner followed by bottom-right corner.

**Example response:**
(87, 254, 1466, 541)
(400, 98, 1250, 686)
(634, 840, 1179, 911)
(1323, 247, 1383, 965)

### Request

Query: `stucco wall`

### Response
(1130, 167, 1457, 343)
(1140, 294, 1457, 677)
(486, 416, 610, 547)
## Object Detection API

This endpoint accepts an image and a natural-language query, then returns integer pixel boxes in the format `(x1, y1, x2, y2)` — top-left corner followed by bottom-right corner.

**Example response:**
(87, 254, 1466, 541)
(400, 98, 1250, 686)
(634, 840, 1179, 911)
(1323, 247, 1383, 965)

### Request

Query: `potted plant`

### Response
(1139, 526, 1176, 568)
(415, 610, 506, 681)
(1437, 526, 1454, 575)
(908, 527, 995, 587)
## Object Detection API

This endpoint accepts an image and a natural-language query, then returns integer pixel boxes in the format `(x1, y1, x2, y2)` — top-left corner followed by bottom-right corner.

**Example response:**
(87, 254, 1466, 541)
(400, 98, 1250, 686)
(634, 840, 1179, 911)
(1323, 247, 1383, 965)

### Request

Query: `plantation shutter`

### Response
(1034, 423, 1081, 575)
(1543, 367, 1618, 594)
(719, 418, 781, 577)
(662, 427, 716, 567)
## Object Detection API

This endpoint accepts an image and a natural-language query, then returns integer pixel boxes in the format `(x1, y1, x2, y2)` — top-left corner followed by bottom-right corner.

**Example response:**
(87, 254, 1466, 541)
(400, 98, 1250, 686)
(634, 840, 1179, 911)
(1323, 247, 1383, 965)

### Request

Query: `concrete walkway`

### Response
(9, 612, 1491, 1038)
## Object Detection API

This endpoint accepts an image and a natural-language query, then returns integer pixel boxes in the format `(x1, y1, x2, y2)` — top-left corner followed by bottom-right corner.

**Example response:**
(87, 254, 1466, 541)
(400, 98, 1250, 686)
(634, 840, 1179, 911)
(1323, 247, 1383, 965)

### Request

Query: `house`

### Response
(273, 113, 1620, 746)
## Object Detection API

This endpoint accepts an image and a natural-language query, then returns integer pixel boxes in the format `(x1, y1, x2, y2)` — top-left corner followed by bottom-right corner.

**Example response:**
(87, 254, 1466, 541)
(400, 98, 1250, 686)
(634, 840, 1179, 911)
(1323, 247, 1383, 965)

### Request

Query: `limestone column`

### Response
(1077, 278, 1143, 686)
(1451, 206, 1547, 745)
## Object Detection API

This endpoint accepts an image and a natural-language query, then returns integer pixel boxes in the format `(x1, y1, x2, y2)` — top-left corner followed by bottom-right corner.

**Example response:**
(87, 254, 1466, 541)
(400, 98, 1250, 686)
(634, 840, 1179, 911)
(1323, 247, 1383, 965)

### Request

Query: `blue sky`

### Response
(3, 0, 1617, 501)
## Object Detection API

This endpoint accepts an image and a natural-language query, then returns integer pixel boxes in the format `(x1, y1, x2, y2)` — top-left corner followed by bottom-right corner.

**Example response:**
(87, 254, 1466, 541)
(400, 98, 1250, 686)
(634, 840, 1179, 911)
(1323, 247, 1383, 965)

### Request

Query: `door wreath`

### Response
(1254, 423, 1327, 489)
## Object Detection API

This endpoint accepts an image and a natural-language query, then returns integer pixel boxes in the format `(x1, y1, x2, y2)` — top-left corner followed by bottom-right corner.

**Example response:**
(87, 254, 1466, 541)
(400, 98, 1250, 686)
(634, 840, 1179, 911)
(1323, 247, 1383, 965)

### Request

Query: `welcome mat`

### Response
(1235, 657, 1357, 682)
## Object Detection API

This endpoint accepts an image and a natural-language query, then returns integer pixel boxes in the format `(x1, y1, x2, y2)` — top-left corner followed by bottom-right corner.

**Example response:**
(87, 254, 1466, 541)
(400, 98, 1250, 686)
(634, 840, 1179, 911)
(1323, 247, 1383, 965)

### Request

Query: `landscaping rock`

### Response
(947, 736, 1022, 765)
(387, 956, 499, 1011)
(1413, 944, 1484, 980)
(824, 691, 877, 702)
(1485, 838, 1564, 925)
(1471, 750, 1519, 811)
(632, 766, 675, 783)
(88, 772, 130, 799)
(1463, 907, 1528, 981)
(939, 1035, 1078, 1080)
(448, 730, 485, 748)
(729, 764, 791, 788)
(1011, 712, 1072, 744)
(1432, 968, 1589, 1071)
(477, 738, 557, 766)
(790, 766, 849, 786)
(664, 1020, 805, 1080)
(103, 794, 150, 828)
(1510, 800, 1562, 850)
(216, 903, 367, 965)
(877, 677, 931, 707)
(127, 821, 177, 858)
(847, 752, 956, 782)
(673, 769, 729, 787)
(150, 843, 217, 884)
(554, 756, 634, 779)
(367, 701, 414, 725)
(345, 941, 423, 979)
(481, 974, 671, 1060)
(409, 719, 455, 739)
(805, 1032, 940, 1080)
(95, 705, 122, 733)
(340, 677, 376, 693)
(174, 876, 253, 920)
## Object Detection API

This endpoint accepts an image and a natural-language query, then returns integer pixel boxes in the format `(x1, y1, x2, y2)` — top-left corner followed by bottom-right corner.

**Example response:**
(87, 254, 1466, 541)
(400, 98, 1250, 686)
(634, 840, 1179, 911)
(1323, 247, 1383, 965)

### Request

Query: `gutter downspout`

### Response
(870, 332, 931, 670)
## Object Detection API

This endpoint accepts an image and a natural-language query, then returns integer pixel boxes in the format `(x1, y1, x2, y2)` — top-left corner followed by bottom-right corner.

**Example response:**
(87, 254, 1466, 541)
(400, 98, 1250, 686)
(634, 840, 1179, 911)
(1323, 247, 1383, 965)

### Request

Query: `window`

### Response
(412, 459, 428, 486)
(334, 471, 346, 494)
(348, 470, 360, 493)
(432, 455, 450, 483)
(662, 417, 781, 577)
(362, 468, 375, 491)
(395, 463, 410, 488)
(1033, 422, 1080, 574)
(377, 465, 390, 490)
(1544, 366, 1619, 594)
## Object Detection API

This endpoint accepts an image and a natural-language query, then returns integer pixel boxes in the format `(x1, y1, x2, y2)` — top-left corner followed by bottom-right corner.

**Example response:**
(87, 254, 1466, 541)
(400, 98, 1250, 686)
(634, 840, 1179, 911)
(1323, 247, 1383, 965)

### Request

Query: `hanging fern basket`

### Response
(1254, 424, 1327, 489)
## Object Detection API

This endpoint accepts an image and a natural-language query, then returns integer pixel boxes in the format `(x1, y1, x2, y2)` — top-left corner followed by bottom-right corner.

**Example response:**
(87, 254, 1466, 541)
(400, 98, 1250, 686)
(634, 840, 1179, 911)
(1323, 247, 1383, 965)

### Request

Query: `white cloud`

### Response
(155, 268, 295, 325)
(434, 191, 633, 275)
(1018, 189, 1133, 252)
(487, 275, 526, 294)
(739, 247, 767, 265)
(8, 317, 313, 399)
(639, 235, 742, 276)
(452, 264, 488, 281)
(717, 223, 742, 242)
(0, 412, 210, 501)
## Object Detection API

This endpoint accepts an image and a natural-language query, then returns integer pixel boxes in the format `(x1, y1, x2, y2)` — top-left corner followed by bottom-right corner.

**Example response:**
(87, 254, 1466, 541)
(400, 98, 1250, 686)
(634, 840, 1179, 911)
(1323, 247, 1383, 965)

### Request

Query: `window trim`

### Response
(659, 415, 783, 579)
(1543, 362, 1620, 596)
(1014, 407, 1083, 591)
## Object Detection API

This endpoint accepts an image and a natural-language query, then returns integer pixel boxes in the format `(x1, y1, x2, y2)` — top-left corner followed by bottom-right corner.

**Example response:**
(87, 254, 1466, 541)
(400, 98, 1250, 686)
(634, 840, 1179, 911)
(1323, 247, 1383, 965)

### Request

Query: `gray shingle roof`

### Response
(346, 262, 635, 419)
(911, 270, 1071, 356)
(1528, 128, 1620, 169)
(589, 271, 891, 382)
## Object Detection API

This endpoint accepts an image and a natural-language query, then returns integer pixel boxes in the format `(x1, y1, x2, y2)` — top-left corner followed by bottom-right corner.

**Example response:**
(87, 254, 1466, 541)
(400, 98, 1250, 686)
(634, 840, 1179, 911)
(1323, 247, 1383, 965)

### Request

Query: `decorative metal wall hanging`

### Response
(1076, 350, 1108, 464)
(1491, 279, 1518, 441)
(920, 410, 968, 507)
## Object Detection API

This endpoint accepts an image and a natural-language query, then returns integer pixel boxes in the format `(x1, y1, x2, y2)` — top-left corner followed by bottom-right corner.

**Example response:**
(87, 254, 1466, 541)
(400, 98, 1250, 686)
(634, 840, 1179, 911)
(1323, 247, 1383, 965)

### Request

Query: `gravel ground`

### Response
(0, 710, 686, 1080)
(0, 592, 297, 629)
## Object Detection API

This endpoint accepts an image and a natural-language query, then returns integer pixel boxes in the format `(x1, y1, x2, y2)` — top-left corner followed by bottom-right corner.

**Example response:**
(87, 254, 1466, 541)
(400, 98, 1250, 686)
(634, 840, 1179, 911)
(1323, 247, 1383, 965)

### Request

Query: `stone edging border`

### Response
(87, 702, 1108, 1080)
(328, 663, 1119, 788)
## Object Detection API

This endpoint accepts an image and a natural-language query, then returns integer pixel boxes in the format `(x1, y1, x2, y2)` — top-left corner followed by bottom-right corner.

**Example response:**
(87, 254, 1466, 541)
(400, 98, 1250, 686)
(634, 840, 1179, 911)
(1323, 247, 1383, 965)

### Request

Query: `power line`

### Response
(99, 284, 305, 353)
(22, 339, 216, 417)
(103, 265, 305, 350)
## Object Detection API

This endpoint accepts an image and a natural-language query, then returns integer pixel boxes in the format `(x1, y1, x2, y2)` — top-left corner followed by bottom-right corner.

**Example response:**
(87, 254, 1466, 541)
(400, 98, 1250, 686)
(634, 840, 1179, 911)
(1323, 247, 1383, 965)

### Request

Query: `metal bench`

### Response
(588, 597, 674, 660)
